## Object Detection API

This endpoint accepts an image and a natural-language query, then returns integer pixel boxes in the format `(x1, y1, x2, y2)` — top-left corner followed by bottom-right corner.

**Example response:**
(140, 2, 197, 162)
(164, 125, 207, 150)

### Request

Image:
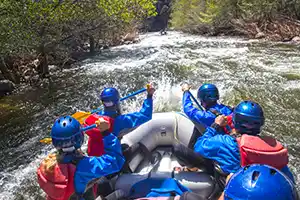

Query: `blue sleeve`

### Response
(194, 127, 240, 174)
(194, 127, 224, 157)
(281, 166, 295, 184)
(74, 134, 125, 194)
(182, 92, 215, 127)
(113, 97, 153, 136)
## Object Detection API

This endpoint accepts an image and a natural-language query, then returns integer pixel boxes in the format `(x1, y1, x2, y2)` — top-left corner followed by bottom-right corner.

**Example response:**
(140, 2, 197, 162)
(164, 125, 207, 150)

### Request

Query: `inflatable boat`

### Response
(95, 112, 225, 200)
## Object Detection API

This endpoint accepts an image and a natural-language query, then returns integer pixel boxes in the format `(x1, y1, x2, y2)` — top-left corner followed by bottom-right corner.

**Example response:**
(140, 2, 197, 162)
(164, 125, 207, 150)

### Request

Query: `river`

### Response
(0, 31, 300, 199)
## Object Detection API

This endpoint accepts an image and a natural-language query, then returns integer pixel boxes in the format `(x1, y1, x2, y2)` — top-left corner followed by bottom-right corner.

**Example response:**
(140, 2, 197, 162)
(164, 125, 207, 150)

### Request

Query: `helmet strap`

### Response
(103, 104, 121, 117)
(62, 146, 76, 153)
(201, 100, 217, 110)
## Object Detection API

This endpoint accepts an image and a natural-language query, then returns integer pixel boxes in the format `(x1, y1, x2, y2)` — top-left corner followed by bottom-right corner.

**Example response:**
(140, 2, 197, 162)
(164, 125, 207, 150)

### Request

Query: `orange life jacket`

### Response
(84, 114, 114, 157)
(37, 162, 76, 200)
(237, 134, 289, 170)
(37, 156, 98, 200)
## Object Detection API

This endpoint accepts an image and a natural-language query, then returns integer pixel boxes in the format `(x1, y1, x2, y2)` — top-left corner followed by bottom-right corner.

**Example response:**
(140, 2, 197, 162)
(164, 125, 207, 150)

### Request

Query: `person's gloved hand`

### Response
(95, 117, 110, 132)
(181, 83, 191, 92)
(215, 115, 228, 127)
(147, 83, 155, 97)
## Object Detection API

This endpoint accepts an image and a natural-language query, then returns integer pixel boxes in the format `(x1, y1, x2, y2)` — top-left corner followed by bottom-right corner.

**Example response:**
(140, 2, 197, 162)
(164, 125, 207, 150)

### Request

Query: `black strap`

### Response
(209, 108, 222, 117)
(180, 192, 207, 200)
(173, 143, 214, 175)
(149, 151, 163, 173)
(104, 189, 125, 200)
(188, 126, 203, 149)
(121, 142, 152, 173)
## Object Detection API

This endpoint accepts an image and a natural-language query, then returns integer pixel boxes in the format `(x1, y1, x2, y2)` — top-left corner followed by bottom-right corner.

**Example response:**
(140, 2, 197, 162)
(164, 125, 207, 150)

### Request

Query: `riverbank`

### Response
(171, 16, 300, 42)
(170, 0, 300, 42)
(0, 0, 157, 96)
(0, 29, 141, 94)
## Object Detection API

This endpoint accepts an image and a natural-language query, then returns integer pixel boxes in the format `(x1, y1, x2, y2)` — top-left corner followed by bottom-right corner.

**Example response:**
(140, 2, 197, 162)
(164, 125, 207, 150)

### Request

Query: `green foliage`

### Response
(0, 0, 157, 56)
(171, 0, 300, 29)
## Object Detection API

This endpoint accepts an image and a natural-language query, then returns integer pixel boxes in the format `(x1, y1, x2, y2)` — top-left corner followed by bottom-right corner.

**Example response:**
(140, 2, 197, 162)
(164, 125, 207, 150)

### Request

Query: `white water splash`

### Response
(1, 31, 300, 199)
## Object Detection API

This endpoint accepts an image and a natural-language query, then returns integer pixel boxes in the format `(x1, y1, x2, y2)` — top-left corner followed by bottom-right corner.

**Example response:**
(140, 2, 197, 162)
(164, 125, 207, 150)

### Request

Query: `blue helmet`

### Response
(224, 164, 298, 200)
(197, 83, 219, 103)
(233, 100, 264, 135)
(100, 87, 120, 106)
(51, 116, 84, 152)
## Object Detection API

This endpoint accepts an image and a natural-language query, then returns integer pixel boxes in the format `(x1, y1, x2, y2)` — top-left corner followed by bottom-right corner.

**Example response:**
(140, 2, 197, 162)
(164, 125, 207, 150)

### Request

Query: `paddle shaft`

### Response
(81, 124, 97, 131)
(187, 91, 204, 111)
(120, 88, 147, 101)
(91, 88, 147, 114)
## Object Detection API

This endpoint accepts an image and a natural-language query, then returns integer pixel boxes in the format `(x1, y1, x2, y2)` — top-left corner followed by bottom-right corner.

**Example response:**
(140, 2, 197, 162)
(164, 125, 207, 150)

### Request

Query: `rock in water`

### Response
(292, 36, 300, 43)
(0, 80, 15, 96)
(255, 32, 265, 39)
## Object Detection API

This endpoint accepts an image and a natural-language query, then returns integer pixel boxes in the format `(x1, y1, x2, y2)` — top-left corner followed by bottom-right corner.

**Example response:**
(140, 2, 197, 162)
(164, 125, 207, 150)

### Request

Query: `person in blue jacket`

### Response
(181, 83, 233, 127)
(97, 85, 155, 136)
(194, 100, 295, 182)
(222, 164, 298, 200)
(133, 165, 298, 200)
(37, 116, 125, 200)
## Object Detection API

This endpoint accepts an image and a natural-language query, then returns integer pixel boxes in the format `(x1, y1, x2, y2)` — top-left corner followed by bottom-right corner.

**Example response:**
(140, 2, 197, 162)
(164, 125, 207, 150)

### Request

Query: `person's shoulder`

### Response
(218, 104, 233, 112)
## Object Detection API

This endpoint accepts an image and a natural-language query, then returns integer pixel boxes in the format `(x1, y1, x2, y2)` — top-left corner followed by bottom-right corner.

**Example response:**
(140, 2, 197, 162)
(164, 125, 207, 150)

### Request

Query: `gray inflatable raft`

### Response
(102, 112, 222, 200)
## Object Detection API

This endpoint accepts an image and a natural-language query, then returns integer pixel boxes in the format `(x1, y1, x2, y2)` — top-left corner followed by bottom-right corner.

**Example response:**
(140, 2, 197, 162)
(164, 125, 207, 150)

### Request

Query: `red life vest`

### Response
(37, 155, 98, 200)
(84, 114, 114, 157)
(224, 114, 234, 135)
(208, 109, 234, 135)
(37, 160, 76, 200)
(236, 134, 289, 170)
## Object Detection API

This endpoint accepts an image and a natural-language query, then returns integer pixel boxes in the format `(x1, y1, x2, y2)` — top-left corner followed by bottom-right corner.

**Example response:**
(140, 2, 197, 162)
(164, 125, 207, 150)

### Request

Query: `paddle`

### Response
(187, 90, 205, 111)
(40, 124, 97, 144)
(72, 84, 150, 124)
(182, 82, 205, 111)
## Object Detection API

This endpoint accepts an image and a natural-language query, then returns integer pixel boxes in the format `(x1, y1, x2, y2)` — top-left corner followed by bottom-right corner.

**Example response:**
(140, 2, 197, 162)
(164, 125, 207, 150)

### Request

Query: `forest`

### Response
(171, 0, 300, 40)
(0, 0, 156, 90)
(2, 0, 300, 94)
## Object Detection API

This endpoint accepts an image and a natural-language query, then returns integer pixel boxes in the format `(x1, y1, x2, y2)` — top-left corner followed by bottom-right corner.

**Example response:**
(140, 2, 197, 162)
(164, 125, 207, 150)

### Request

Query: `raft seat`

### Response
(113, 171, 218, 199)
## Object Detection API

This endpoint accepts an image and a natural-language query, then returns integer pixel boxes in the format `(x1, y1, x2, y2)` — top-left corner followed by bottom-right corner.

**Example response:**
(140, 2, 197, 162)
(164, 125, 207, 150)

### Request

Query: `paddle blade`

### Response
(40, 137, 52, 144)
(72, 111, 91, 124)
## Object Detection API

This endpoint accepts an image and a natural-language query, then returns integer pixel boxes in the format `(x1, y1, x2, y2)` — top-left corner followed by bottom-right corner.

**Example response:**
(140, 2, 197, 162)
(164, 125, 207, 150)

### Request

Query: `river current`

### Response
(0, 31, 300, 199)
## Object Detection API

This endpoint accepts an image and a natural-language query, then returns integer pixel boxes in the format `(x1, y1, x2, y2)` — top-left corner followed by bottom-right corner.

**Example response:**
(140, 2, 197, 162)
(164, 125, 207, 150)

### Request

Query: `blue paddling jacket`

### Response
(38, 133, 125, 200)
(182, 92, 232, 127)
(194, 125, 295, 183)
(98, 96, 153, 136)
(74, 133, 125, 195)
(129, 178, 191, 198)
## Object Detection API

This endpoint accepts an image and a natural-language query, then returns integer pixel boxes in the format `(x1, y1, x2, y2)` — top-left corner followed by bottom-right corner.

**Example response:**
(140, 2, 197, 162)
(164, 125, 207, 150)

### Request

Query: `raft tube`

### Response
(98, 112, 221, 200)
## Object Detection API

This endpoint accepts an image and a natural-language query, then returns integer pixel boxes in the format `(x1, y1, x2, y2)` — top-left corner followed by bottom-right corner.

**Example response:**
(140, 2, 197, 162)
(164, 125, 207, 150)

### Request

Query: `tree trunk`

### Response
(0, 57, 17, 83)
(37, 44, 49, 78)
(89, 35, 95, 55)
(37, 26, 49, 78)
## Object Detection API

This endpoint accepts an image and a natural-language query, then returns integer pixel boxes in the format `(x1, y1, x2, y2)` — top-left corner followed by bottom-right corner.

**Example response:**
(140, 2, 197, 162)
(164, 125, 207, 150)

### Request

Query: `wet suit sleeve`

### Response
(194, 126, 225, 157)
(182, 92, 215, 127)
(74, 134, 125, 195)
(114, 96, 153, 136)
(194, 125, 241, 174)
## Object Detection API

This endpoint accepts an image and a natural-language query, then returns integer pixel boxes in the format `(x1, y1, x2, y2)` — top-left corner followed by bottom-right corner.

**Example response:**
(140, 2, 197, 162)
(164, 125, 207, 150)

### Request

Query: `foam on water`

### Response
(1, 31, 300, 199)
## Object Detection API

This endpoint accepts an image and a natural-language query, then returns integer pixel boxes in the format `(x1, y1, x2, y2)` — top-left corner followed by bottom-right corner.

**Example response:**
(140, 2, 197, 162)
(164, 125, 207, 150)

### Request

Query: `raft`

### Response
(97, 112, 224, 200)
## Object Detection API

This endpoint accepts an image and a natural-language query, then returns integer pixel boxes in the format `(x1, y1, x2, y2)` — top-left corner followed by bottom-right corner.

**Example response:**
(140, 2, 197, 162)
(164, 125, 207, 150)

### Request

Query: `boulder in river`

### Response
(0, 80, 15, 96)
(291, 36, 300, 43)
(255, 32, 266, 39)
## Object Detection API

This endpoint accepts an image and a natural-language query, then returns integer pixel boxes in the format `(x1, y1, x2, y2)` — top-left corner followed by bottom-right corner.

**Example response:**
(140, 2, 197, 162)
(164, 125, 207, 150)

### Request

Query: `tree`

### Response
(0, 0, 157, 82)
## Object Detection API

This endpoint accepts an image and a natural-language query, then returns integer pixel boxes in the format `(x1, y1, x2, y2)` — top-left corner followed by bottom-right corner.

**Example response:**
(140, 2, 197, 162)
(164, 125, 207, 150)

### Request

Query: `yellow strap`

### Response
(40, 137, 52, 144)
(173, 111, 179, 142)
